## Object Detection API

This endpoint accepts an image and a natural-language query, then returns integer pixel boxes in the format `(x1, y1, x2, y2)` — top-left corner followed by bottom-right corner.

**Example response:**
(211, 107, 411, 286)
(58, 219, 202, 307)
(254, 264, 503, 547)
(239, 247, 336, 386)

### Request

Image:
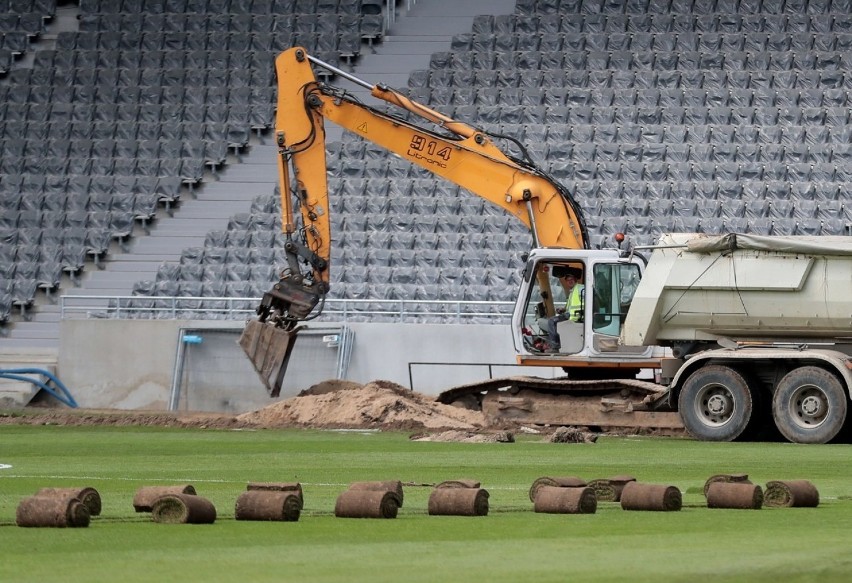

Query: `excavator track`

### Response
(437, 376, 683, 433)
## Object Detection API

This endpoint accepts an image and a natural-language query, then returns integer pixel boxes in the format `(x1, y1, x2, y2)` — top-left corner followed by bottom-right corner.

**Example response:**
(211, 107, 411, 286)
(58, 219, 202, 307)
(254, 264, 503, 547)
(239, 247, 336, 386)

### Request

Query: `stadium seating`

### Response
(0, 0, 390, 326)
(412, 6, 852, 247)
(4, 0, 852, 326)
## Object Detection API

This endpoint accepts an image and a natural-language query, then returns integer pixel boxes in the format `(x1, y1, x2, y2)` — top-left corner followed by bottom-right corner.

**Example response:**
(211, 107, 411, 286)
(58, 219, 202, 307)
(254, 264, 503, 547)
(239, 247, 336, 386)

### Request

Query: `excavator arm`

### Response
(240, 47, 589, 396)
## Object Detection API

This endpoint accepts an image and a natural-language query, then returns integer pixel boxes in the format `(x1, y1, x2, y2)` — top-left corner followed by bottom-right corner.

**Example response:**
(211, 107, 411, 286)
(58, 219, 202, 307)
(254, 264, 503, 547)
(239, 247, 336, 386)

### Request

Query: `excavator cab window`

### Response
(592, 263, 642, 336)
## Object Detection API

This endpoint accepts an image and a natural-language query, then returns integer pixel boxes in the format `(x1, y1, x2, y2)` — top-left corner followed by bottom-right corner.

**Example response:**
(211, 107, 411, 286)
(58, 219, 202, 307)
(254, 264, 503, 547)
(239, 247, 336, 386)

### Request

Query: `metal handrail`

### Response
(59, 295, 514, 324)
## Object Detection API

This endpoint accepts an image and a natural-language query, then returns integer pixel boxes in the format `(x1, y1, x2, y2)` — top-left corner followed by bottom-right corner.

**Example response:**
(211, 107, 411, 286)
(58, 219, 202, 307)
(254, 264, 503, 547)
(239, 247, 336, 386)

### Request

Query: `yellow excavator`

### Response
(239, 48, 852, 445)
(238, 46, 681, 433)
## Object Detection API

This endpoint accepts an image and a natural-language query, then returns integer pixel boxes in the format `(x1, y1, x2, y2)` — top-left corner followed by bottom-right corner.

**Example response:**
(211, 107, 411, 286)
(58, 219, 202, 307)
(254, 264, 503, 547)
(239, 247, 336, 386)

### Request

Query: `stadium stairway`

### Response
(0, 0, 517, 350)
(332, 0, 516, 110)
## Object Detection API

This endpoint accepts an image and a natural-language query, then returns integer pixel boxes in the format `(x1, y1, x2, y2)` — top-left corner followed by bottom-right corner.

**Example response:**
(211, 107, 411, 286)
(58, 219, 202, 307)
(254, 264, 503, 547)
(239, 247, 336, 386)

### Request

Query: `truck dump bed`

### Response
(622, 233, 852, 345)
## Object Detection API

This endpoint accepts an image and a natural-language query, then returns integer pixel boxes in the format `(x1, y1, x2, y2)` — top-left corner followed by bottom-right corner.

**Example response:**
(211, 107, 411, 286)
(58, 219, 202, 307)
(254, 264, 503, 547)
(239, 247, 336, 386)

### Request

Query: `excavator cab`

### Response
(514, 249, 653, 362)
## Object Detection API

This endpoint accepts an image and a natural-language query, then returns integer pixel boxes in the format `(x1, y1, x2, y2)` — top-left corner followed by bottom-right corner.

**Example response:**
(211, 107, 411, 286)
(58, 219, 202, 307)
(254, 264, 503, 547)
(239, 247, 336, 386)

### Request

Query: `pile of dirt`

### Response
(236, 380, 486, 431)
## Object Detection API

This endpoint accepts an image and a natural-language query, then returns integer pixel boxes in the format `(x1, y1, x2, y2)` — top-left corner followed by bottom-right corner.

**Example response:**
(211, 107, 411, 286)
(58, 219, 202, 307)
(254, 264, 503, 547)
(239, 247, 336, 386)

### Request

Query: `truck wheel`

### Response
(678, 365, 754, 441)
(772, 366, 847, 444)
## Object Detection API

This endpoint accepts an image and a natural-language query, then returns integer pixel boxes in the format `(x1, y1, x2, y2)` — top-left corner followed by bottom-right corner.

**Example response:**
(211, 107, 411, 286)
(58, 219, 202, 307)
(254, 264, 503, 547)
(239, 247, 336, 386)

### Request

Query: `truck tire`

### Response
(772, 366, 848, 444)
(678, 365, 754, 441)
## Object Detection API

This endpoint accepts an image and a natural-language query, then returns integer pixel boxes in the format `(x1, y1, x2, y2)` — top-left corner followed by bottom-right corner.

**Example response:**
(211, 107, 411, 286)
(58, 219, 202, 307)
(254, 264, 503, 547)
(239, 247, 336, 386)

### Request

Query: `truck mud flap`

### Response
(238, 320, 299, 397)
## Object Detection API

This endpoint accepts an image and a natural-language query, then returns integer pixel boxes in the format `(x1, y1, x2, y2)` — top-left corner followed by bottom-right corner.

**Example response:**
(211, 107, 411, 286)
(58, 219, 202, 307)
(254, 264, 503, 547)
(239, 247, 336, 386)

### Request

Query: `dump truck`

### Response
(468, 231, 852, 445)
(240, 48, 852, 444)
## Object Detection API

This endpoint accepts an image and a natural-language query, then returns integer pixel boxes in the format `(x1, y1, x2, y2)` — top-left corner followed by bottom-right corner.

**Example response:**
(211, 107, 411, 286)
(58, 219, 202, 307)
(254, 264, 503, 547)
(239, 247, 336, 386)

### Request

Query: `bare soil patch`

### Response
(0, 380, 486, 433)
(0, 380, 607, 444)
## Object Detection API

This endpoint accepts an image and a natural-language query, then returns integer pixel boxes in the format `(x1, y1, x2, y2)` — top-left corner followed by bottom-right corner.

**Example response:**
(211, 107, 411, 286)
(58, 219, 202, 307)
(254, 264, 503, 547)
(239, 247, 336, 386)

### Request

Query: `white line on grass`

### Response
(0, 464, 12, 470)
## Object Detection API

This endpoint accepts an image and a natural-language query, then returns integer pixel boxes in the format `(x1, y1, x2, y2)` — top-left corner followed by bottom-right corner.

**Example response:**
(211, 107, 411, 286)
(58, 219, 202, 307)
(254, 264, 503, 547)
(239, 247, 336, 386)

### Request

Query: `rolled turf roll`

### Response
(764, 480, 820, 508)
(334, 490, 401, 519)
(528, 476, 587, 503)
(348, 480, 404, 507)
(151, 494, 217, 524)
(133, 484, 197, 512)
(706, 482, 763, 510)
(703, 473, 751, 497)
(16, 495, 90, 528)
(586, 479, 618, 502)
(620, 482, 682, 512)
(246, 482, 303, 508)
(428, 487, 489, 516)
(35, 487, 101, 516)
(435, 479, 481, 489)
(533, 486, 597, 514)
(609, 475, 637, 501)
(587, 475, 635, 502)
(235, 491, 301, 522)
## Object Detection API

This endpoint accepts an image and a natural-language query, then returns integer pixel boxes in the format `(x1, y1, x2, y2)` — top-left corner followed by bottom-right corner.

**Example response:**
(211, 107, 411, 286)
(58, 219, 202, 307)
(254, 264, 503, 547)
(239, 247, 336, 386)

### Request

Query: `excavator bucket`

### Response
(238, 319, 300, 397)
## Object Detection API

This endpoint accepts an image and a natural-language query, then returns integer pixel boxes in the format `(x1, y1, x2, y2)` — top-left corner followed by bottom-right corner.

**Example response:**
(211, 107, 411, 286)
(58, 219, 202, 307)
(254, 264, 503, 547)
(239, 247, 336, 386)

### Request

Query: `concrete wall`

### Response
(345, 322, 553, 392)
(57, 319, 560, 413)
(59, 319, 180, 410)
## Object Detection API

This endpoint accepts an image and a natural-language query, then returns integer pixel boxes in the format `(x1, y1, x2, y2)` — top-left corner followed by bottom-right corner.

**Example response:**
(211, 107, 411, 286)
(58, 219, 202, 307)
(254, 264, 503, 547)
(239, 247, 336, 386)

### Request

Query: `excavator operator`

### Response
(545, 265, 585, 350)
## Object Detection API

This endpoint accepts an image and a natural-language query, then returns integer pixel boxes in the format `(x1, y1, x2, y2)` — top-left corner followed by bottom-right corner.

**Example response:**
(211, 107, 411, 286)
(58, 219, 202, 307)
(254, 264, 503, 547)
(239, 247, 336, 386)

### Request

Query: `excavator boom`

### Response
(241, 47, 588, 396)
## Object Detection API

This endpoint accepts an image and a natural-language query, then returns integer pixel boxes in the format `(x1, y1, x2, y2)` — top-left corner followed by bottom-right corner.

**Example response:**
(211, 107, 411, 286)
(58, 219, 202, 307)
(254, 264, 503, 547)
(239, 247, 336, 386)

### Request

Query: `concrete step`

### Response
(0, 381, 39, 408)
(100, 254, 179, 264)
(72, 272, 173, 289)
(181, 190, 261, 202)
(29, 310, 61, 324)
(216, 166, 278, 183)
(87, 260, 167, 272)
(355, 54, 430, 73)
(0, 347, 59, 363)
(68, 291, 128, 300)
(0, 323, 62, 339)
(129, 236, 207, 250)
(194, 178, 271, 191)
(377, 38, 451, 52)
(141, 226, 222, 237)
(77, 275, 153, 288)
(170, 208, 251, 220)
(0, 338, 61, 349)
(133, 228, 208, 239)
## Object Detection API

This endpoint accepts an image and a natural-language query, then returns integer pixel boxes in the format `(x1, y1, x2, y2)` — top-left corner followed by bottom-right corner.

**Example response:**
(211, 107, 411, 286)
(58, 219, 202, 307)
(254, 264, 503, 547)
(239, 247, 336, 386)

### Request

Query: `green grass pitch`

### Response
(1, 425, 851, 583)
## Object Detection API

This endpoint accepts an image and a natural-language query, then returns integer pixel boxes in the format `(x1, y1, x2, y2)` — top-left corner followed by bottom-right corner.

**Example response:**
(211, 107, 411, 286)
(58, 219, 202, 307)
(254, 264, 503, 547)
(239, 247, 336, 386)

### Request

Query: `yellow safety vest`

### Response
(565, 284, 584, 322)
